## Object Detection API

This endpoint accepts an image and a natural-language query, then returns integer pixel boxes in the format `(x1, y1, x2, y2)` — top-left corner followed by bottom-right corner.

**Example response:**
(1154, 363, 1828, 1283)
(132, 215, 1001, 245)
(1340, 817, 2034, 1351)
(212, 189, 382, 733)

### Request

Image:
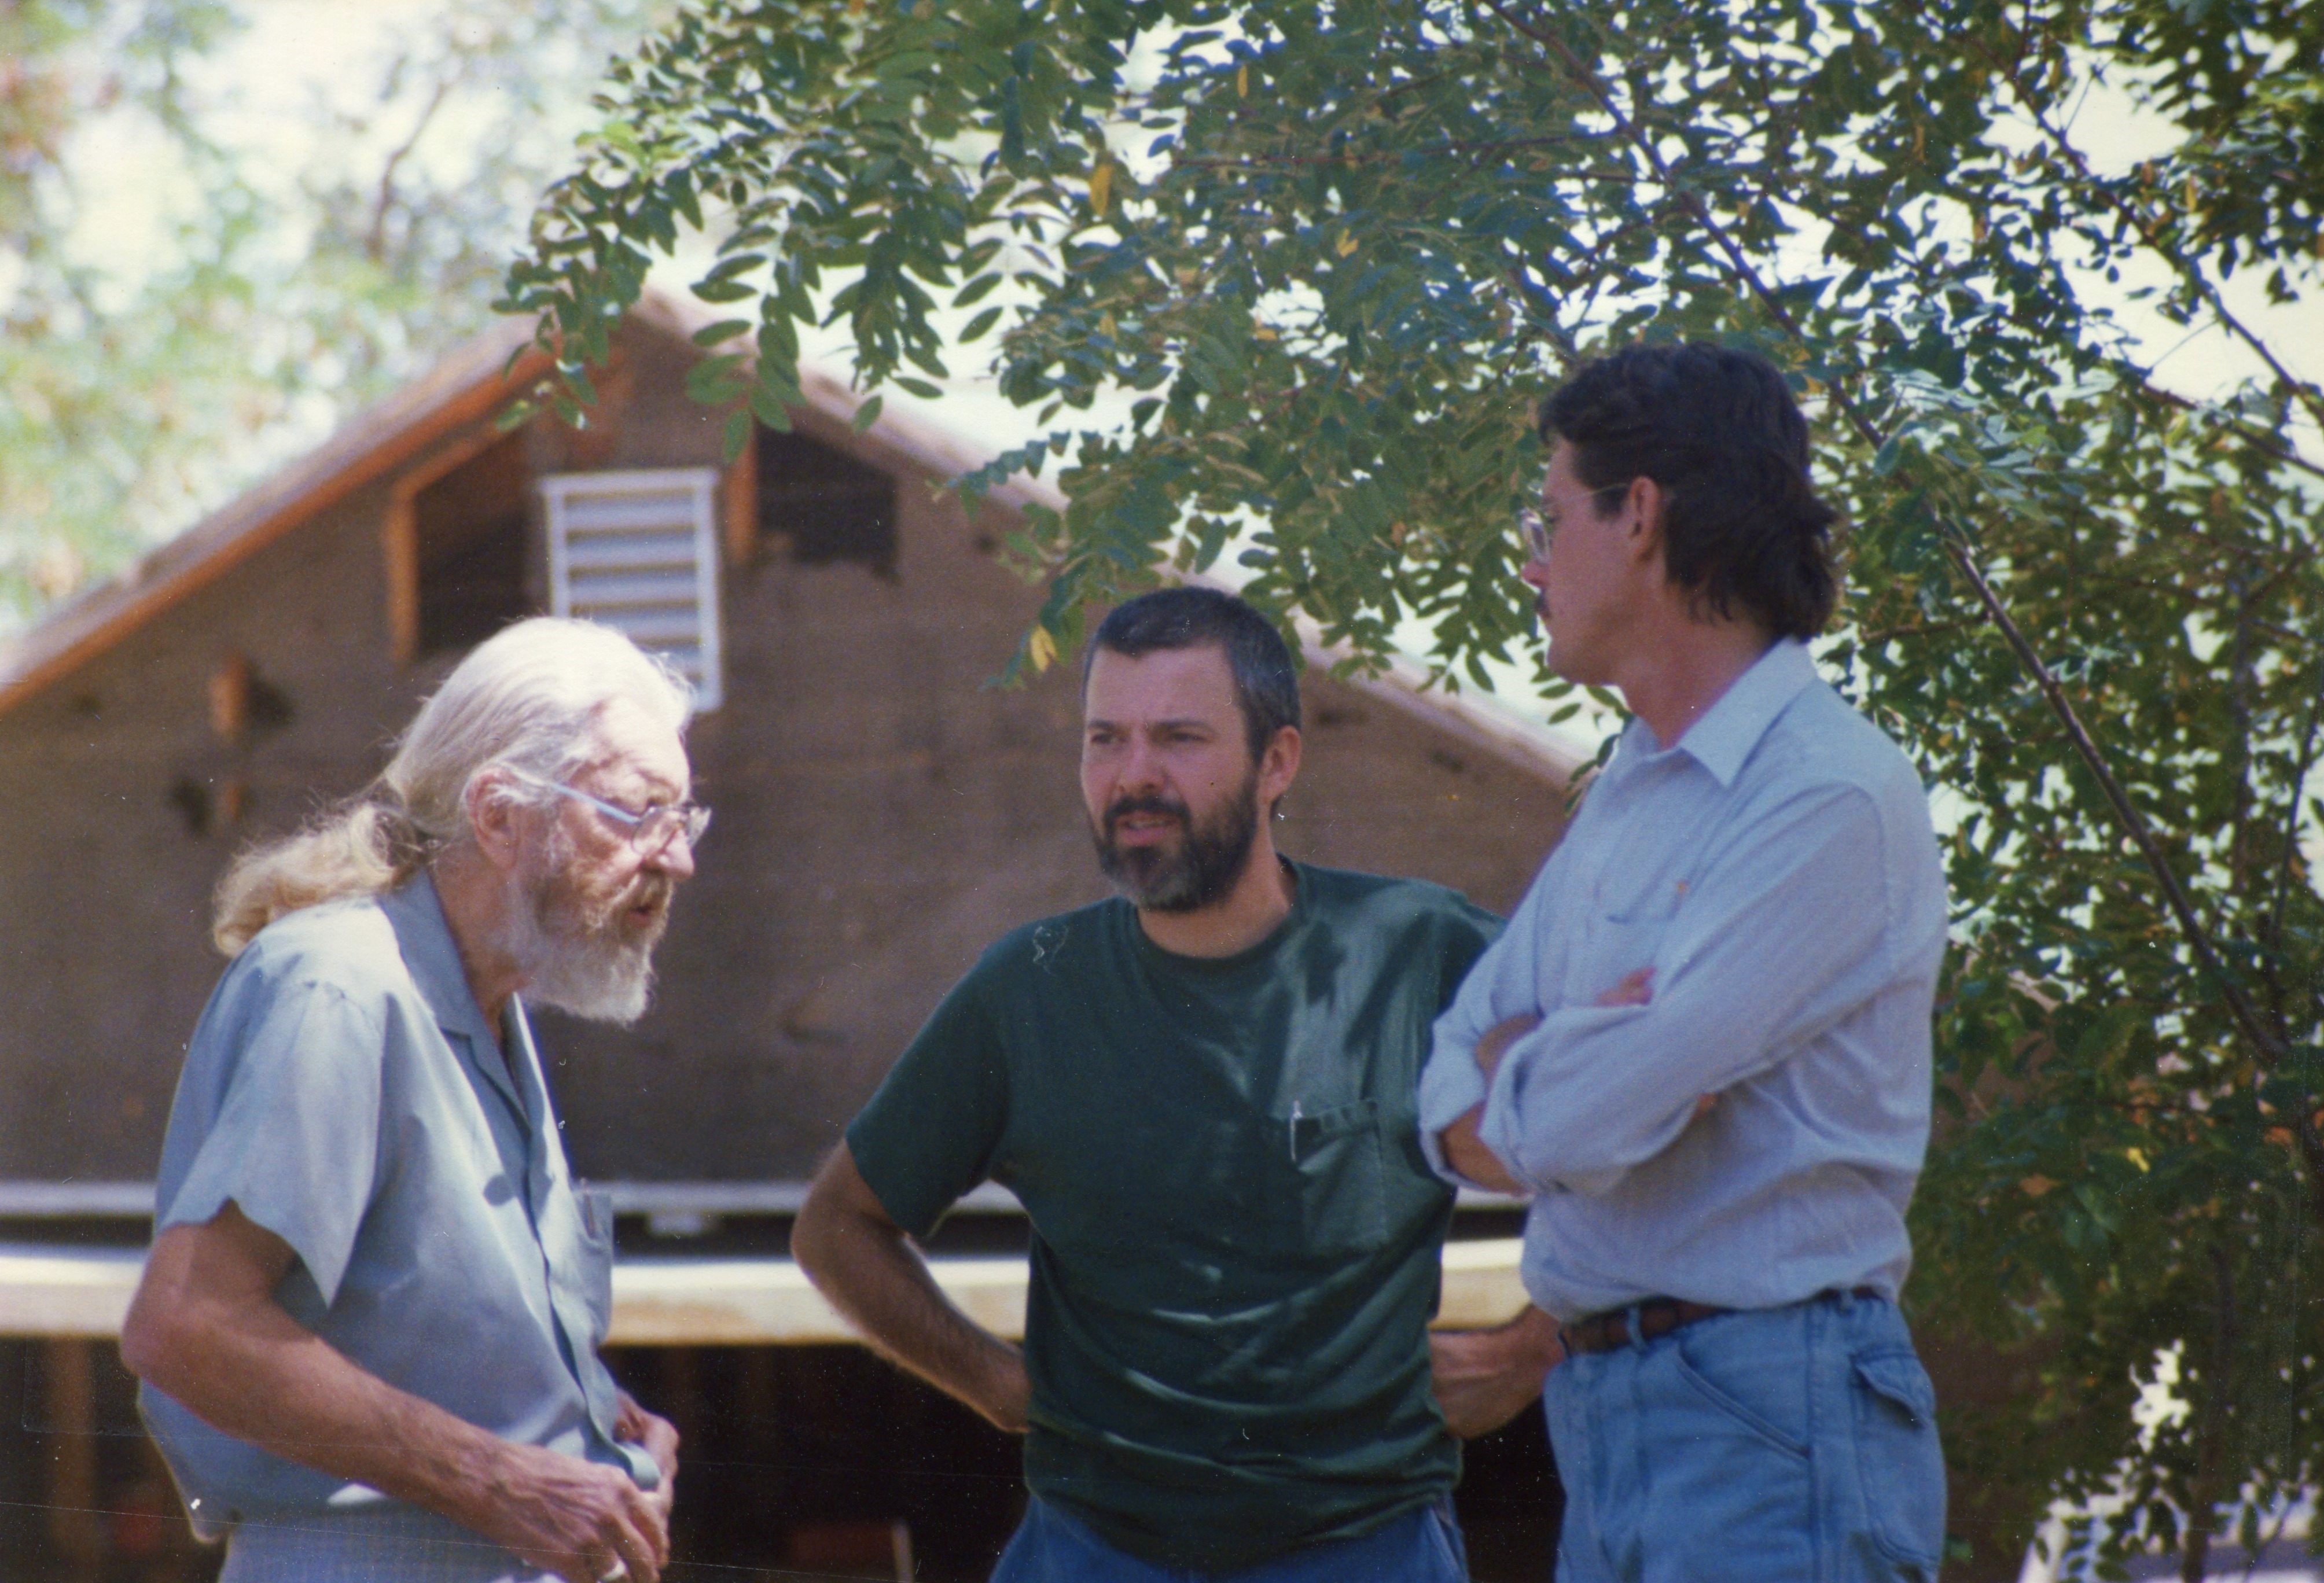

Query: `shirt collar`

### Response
(378, 872, 503, 1051)
(1668, 637, 1821, 788)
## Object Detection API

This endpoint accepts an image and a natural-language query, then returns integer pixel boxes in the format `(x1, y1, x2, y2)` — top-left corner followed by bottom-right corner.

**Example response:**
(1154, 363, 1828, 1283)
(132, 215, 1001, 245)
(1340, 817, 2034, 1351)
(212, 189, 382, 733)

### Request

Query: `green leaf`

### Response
(851, 393, 884, 433)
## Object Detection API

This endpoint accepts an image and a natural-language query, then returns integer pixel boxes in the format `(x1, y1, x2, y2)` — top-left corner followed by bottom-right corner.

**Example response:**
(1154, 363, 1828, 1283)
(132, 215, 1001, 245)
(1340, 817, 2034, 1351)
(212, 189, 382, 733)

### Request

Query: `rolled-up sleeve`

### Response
(160, 981, 385, 1307)
(1478, 783, 1893, 1194)
(1418, 967, 1499, 1184)
(1417, 868, 1558, 1187)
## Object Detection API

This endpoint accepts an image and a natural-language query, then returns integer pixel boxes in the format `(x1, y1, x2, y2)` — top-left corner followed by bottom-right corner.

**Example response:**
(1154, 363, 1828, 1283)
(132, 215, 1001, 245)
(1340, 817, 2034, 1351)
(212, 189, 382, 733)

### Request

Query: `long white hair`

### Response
(212, 619, 692, 955)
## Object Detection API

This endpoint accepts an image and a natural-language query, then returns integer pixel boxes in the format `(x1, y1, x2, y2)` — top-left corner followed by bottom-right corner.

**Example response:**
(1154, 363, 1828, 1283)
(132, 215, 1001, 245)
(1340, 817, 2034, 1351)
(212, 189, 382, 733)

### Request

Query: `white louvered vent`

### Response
(540, 469, 723, 713)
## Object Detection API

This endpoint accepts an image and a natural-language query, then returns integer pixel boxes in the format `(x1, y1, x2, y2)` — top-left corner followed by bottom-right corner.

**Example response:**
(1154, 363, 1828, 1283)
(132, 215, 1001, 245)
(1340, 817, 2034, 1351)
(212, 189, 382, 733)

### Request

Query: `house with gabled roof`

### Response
(0, 291, 1579, 1205)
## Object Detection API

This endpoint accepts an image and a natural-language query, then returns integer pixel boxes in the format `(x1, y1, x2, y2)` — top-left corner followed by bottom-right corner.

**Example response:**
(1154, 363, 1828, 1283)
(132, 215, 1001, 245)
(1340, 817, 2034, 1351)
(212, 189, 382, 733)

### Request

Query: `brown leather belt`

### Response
(1561, 1287, 1884, 1356)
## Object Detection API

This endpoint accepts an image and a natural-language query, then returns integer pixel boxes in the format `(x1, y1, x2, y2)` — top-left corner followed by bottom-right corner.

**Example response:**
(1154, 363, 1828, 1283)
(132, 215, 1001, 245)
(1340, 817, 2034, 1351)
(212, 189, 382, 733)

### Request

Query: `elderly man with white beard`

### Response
(123, 619, 701, 1583)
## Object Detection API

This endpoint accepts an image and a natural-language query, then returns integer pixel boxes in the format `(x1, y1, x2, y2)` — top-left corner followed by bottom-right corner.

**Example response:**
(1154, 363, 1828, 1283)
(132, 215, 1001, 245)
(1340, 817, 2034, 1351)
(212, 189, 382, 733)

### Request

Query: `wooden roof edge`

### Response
(0, 290, 1586, 789)
(1334, 656, 1586, 788)
(0, 316, 549, 720)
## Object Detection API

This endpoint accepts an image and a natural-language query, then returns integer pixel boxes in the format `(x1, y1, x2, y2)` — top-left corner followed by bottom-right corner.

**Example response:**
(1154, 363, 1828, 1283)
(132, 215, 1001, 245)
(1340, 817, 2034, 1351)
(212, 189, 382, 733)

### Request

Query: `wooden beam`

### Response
(383, 492, 420, 668)
(723, 418, 759, 569)
(382, 421, 530, 669)
(42, 1338, 104, 1582)
(0, 1239, 1531, 1345)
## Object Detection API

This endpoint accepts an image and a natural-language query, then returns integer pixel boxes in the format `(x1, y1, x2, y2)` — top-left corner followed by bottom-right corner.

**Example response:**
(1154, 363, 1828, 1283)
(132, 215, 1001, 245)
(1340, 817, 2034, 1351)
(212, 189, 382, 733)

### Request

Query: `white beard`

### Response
(492, 828, 667, 1026)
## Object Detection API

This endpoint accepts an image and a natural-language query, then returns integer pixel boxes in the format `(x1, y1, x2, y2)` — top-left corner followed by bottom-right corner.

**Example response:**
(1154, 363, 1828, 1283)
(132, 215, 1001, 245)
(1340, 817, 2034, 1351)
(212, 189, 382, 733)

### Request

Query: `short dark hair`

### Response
(1083, 587, 1301, 760)
(1538, 342, 1838, 638)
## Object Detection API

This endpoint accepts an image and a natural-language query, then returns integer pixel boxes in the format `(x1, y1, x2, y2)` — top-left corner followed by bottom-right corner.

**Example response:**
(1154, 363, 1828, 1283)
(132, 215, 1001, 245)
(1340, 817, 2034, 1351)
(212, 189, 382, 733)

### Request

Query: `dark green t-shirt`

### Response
(845, 862, 1501, 1571)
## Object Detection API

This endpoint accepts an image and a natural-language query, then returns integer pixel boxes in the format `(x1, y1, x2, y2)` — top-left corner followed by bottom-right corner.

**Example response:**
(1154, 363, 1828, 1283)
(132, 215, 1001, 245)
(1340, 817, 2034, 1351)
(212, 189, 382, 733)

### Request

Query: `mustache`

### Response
(1103, 793, 1190, 834)
(586, 868, 675, 935)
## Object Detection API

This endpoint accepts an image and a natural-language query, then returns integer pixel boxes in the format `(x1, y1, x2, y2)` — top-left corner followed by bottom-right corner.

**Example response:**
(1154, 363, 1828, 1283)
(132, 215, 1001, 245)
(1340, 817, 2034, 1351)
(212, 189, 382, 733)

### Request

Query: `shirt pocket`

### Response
(1266, 1096, 1389, 1266)
(1570, 909, 1675, 1006)
(572, 1186, 617, 1345)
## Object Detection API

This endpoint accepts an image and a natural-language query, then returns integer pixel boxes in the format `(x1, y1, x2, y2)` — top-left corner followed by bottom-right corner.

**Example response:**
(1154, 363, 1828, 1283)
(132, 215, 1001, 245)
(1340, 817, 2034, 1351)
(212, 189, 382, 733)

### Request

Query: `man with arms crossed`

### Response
(1422, 343, 1950, 1581)
(124, 619, 700, 1583)
(796, 587, 1560, 1581)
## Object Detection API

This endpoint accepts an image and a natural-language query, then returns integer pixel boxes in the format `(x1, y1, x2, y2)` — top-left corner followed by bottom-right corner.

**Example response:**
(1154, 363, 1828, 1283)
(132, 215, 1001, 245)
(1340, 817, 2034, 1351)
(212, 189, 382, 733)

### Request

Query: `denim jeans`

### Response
(1544, 1290, 1946, 1583)
(989, 1494, 1468, 1583)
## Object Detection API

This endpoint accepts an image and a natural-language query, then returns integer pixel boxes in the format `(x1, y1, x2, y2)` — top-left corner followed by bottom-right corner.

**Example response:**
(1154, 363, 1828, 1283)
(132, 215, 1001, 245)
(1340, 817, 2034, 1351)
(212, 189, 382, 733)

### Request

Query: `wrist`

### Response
(432, 1427, 519, 1532)
(1510, 1308, 1564, 1368)
(977, 1343, 1030, 1427)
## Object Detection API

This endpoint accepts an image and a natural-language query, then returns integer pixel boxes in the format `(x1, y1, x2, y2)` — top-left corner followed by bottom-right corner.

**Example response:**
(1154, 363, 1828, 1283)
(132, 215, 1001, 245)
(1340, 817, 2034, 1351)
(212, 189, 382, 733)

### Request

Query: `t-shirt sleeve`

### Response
(1434, 894, 1506, 1013)
(159, 978, 385, 1308)
(844, 965, 1011, 1240)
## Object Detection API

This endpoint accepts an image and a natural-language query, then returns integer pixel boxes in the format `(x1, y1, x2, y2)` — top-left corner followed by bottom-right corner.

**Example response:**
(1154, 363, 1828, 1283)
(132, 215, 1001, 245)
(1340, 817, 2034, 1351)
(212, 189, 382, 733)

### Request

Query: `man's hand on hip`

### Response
(1430, 1306, 1566, 1438)
(464, 1441, 670, 1583)
(969, 1346, 1033, 1436)
(793, 1143, 1034, 1438)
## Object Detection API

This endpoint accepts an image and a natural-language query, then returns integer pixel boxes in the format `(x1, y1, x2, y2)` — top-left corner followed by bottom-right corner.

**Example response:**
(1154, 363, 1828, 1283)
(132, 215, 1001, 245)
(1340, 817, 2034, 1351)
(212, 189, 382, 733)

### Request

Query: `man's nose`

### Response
(1117, 736, 1167, 790)
(643, 827, 697, 881)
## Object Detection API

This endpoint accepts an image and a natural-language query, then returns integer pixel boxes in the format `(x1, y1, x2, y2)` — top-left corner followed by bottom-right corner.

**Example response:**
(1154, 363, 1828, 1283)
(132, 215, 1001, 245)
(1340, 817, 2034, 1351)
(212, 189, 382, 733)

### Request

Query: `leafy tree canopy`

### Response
(505, 1, 2324, 1576)
(0, 0, 661, 627)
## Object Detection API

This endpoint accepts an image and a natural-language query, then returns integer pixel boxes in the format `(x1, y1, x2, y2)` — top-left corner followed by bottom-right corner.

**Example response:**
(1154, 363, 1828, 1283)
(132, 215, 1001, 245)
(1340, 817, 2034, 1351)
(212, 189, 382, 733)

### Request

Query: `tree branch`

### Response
(366, 73, 456, 264)
(1981, 44, 2324, 441)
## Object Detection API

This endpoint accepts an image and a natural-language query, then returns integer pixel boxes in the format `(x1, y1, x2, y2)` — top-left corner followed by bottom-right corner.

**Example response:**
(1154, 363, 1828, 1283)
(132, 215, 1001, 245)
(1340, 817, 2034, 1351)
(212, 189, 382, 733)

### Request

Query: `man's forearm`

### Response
(1439, 1104, 1525, 1195)
(124, 1211, 668, 1583)
(794, 1153, 1029, 1433)
(131, 1273, 525, 1529)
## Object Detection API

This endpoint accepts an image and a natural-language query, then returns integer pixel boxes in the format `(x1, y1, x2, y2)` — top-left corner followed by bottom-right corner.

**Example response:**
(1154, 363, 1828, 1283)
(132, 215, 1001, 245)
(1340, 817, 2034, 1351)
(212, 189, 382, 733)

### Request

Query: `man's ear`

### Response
(464, 771, 528, 875)
(1259, 725, 1302, 809)
(1624, 474, 1668, 566)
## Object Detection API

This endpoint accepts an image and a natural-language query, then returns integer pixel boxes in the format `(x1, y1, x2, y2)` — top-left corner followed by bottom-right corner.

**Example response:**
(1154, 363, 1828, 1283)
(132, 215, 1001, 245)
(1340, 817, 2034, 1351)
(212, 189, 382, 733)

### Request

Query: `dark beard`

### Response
(1092, 772, 1261, 914)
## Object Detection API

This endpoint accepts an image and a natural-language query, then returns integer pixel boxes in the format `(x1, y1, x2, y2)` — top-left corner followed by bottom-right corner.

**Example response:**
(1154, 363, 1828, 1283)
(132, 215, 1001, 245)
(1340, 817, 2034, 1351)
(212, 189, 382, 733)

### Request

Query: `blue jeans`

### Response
(990, 1495, 1468, 1582)
(1545, 1290, 1946, 1582)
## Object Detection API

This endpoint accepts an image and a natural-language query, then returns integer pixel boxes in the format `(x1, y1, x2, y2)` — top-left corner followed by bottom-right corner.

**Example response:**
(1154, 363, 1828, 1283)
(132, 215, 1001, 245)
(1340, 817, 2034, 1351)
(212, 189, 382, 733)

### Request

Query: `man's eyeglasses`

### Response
(514, 771, 711, 853)
(1517, 482, 1630, 562)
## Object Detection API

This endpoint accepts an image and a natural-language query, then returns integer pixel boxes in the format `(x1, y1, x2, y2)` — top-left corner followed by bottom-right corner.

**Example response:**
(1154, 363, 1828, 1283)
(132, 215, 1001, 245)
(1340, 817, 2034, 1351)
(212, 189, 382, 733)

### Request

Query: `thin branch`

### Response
(1983, 45, 2324, 440)
(1856, 619, 1974, 644)
(2264, 659, 2324, 991)
(1172, 137, 1613, 173)
(2145, 384, 2324, 485)
(366, 73, 457, 263)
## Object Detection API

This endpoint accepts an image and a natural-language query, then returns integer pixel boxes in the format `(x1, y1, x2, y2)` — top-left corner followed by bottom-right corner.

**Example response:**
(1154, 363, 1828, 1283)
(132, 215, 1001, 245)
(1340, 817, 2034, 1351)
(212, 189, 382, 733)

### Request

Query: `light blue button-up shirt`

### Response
(1418, 639, 1948, 1320)
(140, 876, 656, 1535)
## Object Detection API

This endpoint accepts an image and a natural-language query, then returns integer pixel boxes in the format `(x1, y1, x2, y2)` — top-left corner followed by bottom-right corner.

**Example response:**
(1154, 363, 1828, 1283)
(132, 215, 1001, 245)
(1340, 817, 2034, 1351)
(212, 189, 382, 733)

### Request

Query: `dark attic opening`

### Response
(757, 426, 896, 577)
(415, 428, 537, 656)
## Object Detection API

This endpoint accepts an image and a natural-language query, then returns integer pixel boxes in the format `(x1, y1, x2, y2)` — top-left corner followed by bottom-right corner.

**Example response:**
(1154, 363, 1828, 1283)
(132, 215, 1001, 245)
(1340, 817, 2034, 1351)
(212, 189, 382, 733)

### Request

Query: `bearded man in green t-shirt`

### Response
(794, 586, 1563, 1581)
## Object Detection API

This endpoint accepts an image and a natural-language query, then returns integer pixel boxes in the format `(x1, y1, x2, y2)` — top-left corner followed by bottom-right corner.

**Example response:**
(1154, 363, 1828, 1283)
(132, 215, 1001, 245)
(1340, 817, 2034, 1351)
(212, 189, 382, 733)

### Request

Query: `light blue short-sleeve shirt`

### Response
(139, 875, 656, 1536)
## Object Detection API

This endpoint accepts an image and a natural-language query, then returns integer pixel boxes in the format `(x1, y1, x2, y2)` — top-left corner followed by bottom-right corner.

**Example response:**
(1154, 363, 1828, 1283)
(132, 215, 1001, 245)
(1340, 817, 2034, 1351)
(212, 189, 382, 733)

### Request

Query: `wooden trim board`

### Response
(0, 1239, 1531, 1345)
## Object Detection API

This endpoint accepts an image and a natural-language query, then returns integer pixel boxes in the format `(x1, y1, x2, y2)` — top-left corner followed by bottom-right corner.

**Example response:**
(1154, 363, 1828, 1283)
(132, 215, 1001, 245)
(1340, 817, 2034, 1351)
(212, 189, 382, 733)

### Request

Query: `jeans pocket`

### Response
(1671, 1327, 1811, 1460)
(1849, 1349, 1946, 1575)
(1426, 1500, 1469, 1581)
